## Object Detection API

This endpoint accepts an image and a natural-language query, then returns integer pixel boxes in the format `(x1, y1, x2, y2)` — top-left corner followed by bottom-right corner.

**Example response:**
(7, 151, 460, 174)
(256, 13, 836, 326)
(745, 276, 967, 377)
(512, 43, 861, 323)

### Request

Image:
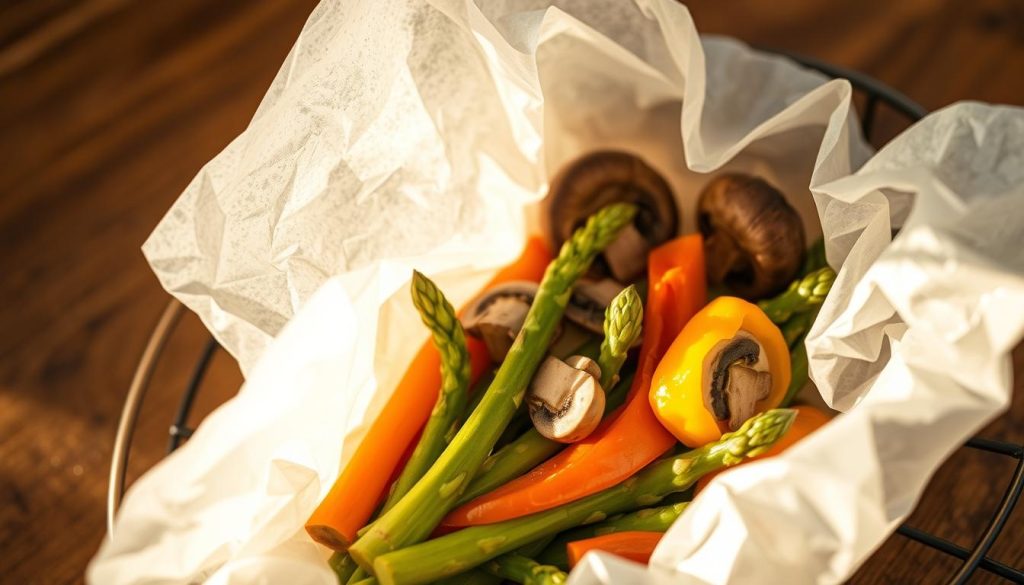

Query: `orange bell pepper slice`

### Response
(695, 404, 832, 493)
(442, 234, 705, 527)
(305, 237, 551, 550)
(650, 296, 790, 446)
(567, 531, 664, 568)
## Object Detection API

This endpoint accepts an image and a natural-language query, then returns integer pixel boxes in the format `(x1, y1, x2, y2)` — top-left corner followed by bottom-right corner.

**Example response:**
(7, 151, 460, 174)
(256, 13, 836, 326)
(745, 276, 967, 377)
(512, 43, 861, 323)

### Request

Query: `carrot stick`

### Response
(306, 238, 551, 550)
(567, 531, 663, 568)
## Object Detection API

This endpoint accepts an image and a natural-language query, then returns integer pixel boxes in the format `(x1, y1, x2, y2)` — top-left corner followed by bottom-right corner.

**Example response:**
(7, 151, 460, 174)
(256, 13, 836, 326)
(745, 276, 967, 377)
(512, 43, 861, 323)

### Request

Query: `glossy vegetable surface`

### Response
(305, 237, 551, 550)
(566, 531, 663, 568)
(443, 235, 705, 527)
(650, 296, 790, 447)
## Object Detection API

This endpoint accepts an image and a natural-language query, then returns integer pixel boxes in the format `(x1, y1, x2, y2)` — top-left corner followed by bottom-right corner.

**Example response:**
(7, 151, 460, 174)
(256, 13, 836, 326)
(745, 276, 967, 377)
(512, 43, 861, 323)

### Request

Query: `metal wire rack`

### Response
(108, 50, 1024, 584)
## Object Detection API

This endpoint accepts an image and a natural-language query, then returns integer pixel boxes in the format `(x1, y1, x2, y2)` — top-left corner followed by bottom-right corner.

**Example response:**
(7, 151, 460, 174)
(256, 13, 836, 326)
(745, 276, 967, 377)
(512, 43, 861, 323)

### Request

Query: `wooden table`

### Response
(1, 1, 1021, 583)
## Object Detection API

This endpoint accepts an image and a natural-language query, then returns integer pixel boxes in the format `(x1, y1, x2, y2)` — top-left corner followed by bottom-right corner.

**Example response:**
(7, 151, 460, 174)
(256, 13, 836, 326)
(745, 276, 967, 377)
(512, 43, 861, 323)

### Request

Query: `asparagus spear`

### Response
(537, 503, 688, 569)
(597, 285, 642, 389)
(378, 271, 472, 514)
(373, 409, 797, 584)
(802, 237, 827, 274)
(758, 266, 836, 324)
(781, 337, 809, 408)
(330, 551, 359, 583)
(347, 568, 369, 585)
(348, 203, 638, 571)
(457, 366, 638, 505)
(485, 554, 567, 585)
(460, 289, 641, 504)
(434, 570, 501, 585)
(462, 369, 497, 425)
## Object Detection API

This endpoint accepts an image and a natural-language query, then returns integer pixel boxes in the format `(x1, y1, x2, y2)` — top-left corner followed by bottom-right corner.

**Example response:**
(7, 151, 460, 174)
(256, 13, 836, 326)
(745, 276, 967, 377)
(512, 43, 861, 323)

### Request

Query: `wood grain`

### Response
(0, 1, 1021, 584)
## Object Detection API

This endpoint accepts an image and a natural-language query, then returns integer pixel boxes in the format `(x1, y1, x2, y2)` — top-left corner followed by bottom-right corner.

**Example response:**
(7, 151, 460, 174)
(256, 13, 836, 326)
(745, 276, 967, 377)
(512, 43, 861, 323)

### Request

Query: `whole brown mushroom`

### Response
(544, 151, 680, 283)
(697, 174, 805, 299)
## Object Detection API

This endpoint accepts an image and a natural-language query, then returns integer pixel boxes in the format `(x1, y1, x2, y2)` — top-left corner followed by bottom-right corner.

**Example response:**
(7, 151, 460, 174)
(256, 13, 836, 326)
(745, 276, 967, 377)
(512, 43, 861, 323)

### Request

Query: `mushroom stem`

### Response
(724, 365, 772, 430)
(602, 223, 651, 283)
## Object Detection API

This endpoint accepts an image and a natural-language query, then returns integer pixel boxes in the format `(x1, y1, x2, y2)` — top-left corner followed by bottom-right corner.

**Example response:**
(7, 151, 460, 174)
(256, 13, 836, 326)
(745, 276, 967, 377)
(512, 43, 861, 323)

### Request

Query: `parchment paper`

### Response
(91, 0, 1024, 583)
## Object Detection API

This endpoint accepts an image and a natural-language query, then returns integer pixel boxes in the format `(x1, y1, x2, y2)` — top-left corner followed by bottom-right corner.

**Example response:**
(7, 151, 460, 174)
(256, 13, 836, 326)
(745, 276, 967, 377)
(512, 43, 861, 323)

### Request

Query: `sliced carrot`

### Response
(305, 237, 551, 550)
(567, 531, 664, 568)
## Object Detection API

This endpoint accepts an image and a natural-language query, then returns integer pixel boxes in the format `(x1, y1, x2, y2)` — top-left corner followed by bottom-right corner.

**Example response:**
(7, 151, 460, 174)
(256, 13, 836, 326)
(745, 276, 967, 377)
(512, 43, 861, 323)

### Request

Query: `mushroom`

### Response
(697, 173, 805, 299)
(461, 281, 539, 362)
(527, 355, 606, 443)
(702, 333, 773, 431)
(564, 277, 625, 333)
(544, 151, 680, 283)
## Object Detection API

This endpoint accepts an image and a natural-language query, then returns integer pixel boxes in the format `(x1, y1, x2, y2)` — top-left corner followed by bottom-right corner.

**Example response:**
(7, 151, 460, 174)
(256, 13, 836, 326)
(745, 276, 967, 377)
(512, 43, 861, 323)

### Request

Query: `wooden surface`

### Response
(0, 1, 1021, 584)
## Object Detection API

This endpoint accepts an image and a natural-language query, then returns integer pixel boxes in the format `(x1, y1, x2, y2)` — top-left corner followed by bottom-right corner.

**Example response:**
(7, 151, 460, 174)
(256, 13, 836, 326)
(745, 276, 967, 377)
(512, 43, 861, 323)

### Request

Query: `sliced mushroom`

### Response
(565, 278, 625, 333)
(461, 281, 538, 362)
(544, 151, 680, 283)
(702, 333, 773, 431)
(528, 355, 605, 443)
(697, 173, 805, 299)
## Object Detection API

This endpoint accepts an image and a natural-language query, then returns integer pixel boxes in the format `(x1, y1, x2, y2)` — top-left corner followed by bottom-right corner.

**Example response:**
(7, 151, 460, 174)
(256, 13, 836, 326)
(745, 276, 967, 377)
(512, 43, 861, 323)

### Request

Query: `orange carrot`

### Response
(305, 237, 551, 550)
(567, 531, 664, 568)
(694, 404, 832, 494)
(442, 235, 705, 527)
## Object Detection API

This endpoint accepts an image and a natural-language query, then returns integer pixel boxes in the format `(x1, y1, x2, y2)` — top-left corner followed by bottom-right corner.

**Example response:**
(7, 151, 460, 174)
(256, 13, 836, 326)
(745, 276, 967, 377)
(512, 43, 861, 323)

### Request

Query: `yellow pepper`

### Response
(650, 296, 790, 447)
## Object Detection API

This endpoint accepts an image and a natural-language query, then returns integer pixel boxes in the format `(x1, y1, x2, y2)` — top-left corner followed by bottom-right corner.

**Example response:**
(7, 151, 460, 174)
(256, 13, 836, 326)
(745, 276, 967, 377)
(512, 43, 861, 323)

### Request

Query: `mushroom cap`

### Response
(564, 278, 625, 334)
(460, 281, 539, 362)
(528, 355, 606, 443)
(544, 151, 680, 282)
(697, 173, 805, 299)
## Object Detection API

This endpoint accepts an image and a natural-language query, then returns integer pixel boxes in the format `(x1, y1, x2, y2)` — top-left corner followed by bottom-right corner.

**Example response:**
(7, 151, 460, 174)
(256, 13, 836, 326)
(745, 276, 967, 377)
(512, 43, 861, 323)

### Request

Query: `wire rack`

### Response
(107, 50, 1024, 584)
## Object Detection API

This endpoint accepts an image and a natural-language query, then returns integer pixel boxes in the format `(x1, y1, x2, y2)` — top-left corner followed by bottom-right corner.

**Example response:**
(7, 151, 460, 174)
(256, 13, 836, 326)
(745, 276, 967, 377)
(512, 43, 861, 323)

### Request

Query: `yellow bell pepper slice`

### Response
(650, 296, 790, 446)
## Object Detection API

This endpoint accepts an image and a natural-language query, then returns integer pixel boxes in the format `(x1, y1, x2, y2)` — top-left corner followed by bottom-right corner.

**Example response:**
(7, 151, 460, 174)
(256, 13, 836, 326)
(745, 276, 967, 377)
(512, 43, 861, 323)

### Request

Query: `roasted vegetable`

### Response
(538, 503, 687, 569)
(373, 409, 797, 585)
(697, 173, 805, 299)
(347, 204, 637, 570)
(567, 531, 663, 568)
(695, 405, 831, 493)
(544, 151, 680, 283)
(443, 235, 705, 528)
(306, 238, 550, 550)
(650, 296, 790, 446)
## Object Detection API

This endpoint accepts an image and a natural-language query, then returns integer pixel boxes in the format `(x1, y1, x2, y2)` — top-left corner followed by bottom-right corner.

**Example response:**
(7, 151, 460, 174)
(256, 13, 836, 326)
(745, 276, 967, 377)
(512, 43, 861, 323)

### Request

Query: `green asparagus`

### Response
(329, 551, 359, 583)
(462, 369, 497, 425)
(460, 290, 642, 505)
(348, 203, 637, 571)
(537, 503, 688, 569)
(485, 554, 567, 585)
(781, 334, 809, 407)
(597, 285, 643, 389)
(434, 570, 501, 585)
(347, 568, 369, 585)
(759, 266, 836, 324)
(378, 271, 472, 514)
(373, 409, 797, 584)
(802, 237, 827, 274)
(457, 367, 637, 505)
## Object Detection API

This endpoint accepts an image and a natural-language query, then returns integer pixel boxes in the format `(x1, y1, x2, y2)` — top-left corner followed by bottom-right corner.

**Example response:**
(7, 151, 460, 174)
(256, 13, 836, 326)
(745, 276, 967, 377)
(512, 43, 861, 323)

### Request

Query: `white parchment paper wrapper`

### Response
(91, 0, 1024, 583)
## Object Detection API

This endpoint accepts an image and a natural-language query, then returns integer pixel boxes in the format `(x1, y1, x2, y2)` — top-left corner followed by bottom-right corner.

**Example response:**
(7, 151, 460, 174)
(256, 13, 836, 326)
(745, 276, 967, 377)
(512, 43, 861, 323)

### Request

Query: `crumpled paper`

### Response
(91, 0, 1024, 583)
